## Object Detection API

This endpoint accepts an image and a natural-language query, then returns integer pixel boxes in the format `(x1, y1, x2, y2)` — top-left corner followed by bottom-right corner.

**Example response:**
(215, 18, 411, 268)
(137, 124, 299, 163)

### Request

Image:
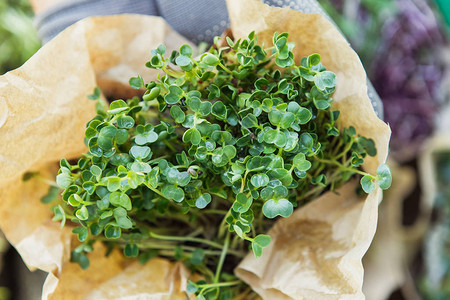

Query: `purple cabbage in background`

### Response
(323, 0, 448, 161)
(373, 0, 446, 159)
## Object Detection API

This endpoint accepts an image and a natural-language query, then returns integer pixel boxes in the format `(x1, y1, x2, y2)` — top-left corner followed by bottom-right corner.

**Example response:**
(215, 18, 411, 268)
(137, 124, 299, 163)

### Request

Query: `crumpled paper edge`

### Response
(235, 181, 382, 299)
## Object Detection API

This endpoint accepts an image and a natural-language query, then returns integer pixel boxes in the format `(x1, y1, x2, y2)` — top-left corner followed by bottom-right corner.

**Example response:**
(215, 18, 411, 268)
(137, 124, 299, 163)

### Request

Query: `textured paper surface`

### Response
(42, 243, 191, 300)
(0, 1, 390, 299)
(235, 181, 381, 299)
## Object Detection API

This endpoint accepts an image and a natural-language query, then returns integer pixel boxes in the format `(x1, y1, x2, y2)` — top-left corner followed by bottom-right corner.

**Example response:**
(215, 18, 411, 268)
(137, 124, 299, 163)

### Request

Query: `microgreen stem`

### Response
(314, 156, 343, 167)
(340, 167, 371, 177)
(214, 231, 230, 283)
(198, 280, 242, 290)
(150, 232, 224, 249)
(137, 244, 233, 256)
(147, 156, 169, 164)
(217, 62, 233, 75)
(34, 174, 59, 188)
(162, 66, 183, 78)
(163, 140, 177, 152)
(203, 209, 227, 215)
(335, 140, 353, 159)
(157, 249, 225, 257)
(196, 265, 215, 282)
(145, 185, 171, 201)
(277, 147, 284, 156)
(314, 156, 373, 178)
(187, 227, 203, 237)
(218, 208, 232, 239)
(240, 170, 249, 193)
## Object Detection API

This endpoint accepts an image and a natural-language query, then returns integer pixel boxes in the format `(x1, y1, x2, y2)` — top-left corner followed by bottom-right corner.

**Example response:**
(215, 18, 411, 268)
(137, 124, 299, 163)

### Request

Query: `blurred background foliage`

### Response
(419, 151, 450, 300)
(0, 2, 42, 300)
(320, 0, 448, 162)
(0, 0, 448, 299)
(319, 0, 449, 299)
(0, 0, 40, 75)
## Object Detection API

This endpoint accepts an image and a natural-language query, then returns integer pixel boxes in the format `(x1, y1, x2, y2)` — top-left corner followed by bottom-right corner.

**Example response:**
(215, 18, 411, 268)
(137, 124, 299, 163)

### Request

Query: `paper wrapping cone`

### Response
(229, 0, 390, 298)
(0, 15, 194, 299)
(0, 1, 390, 299)
(42, 243, 191, 300)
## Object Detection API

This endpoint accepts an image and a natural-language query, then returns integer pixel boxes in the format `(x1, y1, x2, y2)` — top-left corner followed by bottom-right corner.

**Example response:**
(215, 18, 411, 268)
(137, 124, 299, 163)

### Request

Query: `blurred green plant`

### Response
(0, 4, 36, 298)
(419, 152, 450, 300)
(0, 287, 10, 300)
(434, 0, 450, 32)
(319, 0, 395, 73)
(0, 0, 41, 75)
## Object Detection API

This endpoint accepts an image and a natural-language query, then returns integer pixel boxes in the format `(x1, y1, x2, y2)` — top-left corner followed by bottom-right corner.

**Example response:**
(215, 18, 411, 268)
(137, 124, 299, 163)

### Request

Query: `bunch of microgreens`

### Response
(35, 31, 391, 299)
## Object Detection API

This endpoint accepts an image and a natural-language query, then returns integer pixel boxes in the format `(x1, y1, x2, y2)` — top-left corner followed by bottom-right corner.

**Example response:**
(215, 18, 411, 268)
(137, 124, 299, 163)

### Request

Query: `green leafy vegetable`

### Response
(43, 31, 391, 298)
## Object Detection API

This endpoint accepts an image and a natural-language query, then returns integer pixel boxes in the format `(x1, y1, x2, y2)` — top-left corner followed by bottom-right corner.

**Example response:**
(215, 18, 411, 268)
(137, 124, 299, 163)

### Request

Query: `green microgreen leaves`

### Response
(201, 53, 220, 66)
(124, 244, 139, 257)
(108, 100, 128, 114)
(98, 125, 118, 150)
(232, 193, 253, 213)
(162, 185, 185, 202)
(106, 176, 121, 192)
(130, 145, 151, 160)
(165, 85, 184, 105)
(250, 173, 270, 188)
(117, 116, 135, 129)
(129, 75, 144, 89)
(314, 71, 337, 91)
(88, 87, 101, 100)
(114, 207, 133, 229)
(377, 164, 392, 190)
(105, 226, 121, 239)
(135, 125, 158, 145)
(360, 175, 376, 194)
(252, 234, 271, 258)
(262, 198, 293, 219)
(183, 128, 201, 145)
(273, 32, 294, 68)
(212, 101, 227, 120)
(170, 105, 185, 123)
(56, 172, 72, 188)
(242, 114, 258, 129)
(195, 193, 212, 209)
(360, 164, 392, 193)
(49, 31, 390, 296)
(75, 206, 89, 221)
(143, 87, 160, 101)
(166, 167, 191, 187)
(109, 192, 132, 210)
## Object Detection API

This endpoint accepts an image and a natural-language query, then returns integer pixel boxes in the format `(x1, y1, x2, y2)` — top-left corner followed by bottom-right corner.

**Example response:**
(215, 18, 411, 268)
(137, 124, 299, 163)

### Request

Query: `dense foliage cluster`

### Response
(40, 32, 391, 298)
